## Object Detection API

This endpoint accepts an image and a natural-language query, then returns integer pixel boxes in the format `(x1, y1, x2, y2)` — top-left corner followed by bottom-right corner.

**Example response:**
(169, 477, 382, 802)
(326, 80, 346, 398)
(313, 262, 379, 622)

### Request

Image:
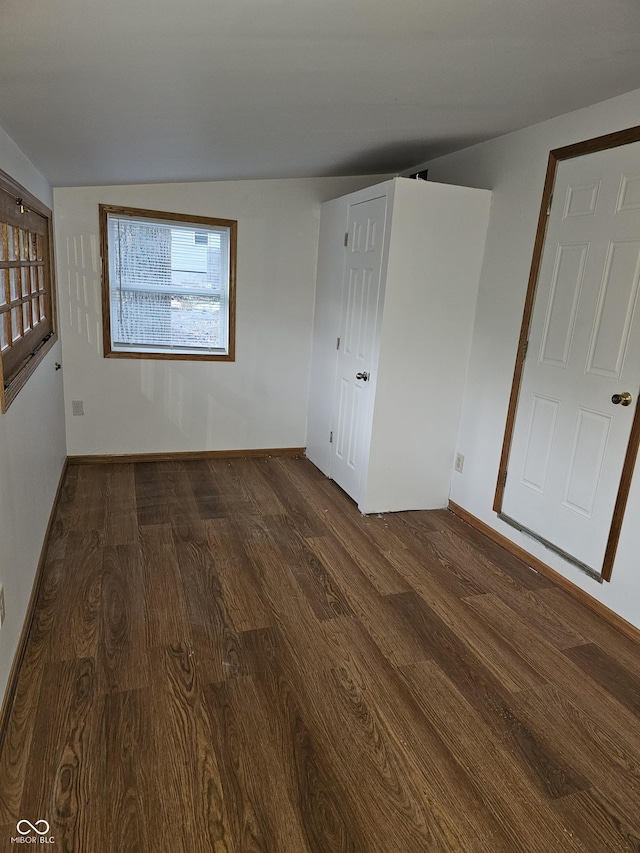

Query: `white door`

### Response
(330, 194, 387, 503)
(503, 141, 640, 573)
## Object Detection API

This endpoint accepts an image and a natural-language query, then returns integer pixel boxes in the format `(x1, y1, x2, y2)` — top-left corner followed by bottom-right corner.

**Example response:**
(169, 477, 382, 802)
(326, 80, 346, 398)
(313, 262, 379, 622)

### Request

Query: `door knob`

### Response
(612, 392, 633, 406)
(355, 371, 369, 381)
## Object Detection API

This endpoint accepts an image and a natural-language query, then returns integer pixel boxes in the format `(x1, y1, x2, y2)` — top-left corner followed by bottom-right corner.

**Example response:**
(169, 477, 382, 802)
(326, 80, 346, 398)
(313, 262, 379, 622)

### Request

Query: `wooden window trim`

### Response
(0, 168, 57, 413)
(493, 124, 640, 583)
(99, 204, 237, 362)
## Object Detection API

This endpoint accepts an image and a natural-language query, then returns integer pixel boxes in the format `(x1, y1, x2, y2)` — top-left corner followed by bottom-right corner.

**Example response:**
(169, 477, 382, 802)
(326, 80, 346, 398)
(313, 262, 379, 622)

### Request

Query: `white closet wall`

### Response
(307, 177, 491, 513)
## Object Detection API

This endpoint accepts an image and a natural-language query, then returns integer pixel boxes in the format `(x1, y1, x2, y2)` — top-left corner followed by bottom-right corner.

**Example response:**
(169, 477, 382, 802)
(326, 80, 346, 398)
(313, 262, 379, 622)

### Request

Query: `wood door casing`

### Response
(502, 142, 640, 573)
(494, 125, 640, 583)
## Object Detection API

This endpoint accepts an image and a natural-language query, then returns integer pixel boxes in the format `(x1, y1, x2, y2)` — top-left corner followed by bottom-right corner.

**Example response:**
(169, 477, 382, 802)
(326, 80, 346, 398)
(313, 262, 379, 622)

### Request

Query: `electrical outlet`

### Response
(72, 400, 84, 416)
(454, 452, 465, 473)
(0, 584, 5, 630)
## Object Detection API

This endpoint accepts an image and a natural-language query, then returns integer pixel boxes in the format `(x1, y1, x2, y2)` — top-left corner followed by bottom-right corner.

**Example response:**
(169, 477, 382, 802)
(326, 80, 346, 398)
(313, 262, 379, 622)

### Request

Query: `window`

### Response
(0, 169, 56, 412)
(100, 205, 237, 360)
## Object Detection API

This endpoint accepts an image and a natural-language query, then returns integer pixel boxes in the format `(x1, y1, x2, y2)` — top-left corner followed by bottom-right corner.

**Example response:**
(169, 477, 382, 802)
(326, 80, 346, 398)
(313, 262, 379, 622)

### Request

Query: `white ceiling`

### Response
(1, 0, 639, 187)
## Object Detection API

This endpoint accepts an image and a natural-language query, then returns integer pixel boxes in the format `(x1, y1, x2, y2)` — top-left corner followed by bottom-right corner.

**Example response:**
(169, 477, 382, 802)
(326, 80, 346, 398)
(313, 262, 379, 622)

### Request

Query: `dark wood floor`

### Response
(1, 457, 640, 851)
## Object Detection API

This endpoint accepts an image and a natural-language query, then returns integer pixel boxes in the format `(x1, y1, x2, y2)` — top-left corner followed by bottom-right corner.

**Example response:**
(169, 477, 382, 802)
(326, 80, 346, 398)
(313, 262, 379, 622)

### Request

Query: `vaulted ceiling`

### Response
(1, 0, 639, 187)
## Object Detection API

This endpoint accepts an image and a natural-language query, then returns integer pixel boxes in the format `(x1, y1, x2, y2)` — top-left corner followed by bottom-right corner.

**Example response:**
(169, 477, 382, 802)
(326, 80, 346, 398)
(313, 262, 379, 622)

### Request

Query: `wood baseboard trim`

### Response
(67, 447, 306, 465)
(0, 457, 69, 755)
(448, 500, 640, 646)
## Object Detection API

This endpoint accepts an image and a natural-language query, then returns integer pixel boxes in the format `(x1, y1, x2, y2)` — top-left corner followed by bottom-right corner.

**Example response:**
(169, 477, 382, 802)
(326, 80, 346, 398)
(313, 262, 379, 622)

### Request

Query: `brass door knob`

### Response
(612, 392, 633, 406)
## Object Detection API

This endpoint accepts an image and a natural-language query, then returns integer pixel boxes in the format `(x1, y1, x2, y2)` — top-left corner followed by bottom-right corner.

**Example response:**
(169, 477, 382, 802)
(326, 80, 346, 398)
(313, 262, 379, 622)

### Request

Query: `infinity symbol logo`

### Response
(17, 819, 50, 835)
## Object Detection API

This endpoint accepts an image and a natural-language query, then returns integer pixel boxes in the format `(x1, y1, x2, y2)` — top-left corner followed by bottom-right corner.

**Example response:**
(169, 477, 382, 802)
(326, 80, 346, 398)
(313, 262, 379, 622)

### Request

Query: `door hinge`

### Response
(522, 340, 529, 362)
(344, 232, 349, 247)
(501, 470, 508, 487)
(546, 193, 553, 215)
(336, 336, 340, 350)
(329, 431, 333, 444)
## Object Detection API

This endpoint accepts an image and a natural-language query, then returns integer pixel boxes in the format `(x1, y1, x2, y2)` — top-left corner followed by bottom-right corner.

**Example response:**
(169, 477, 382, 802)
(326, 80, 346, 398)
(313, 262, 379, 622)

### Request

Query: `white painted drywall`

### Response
(53, 176, 388, 456)
(0, 125, 67, 709)
(414, 87, 640, 628)
(364, 178, 491, 512)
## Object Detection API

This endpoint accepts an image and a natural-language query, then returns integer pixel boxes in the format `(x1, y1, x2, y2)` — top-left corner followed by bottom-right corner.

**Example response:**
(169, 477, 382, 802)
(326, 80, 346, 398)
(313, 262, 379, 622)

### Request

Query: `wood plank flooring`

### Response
(1, 456, 640, 851)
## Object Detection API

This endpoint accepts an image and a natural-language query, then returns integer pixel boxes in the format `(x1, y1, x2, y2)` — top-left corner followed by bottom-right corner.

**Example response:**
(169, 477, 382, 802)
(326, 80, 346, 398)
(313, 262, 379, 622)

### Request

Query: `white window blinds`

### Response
(106, 212, 231, 355)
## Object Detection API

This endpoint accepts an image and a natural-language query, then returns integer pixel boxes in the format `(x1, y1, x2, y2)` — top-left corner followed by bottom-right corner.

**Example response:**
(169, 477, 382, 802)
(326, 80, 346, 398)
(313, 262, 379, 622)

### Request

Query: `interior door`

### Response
(502, 140, 640, 574)
(330, 194, 387, 503)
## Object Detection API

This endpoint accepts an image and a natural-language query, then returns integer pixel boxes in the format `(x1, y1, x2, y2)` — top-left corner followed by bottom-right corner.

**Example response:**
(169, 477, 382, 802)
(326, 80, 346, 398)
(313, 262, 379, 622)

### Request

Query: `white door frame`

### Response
(495, 124, 640, 583)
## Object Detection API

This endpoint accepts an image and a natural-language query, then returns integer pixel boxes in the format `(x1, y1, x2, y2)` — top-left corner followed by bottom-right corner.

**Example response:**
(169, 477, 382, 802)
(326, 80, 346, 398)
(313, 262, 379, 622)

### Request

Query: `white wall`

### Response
(417, 87, 640, 628)
(54, 176, 387, 456)
(365, 179, 491, 513)
(0, 126, 67, 708)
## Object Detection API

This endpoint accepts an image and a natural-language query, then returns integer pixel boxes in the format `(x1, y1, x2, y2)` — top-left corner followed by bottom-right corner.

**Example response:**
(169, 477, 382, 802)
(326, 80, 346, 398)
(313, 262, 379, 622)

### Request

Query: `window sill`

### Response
(104, 348, 235, 362)
(1, 332, 58, 413)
